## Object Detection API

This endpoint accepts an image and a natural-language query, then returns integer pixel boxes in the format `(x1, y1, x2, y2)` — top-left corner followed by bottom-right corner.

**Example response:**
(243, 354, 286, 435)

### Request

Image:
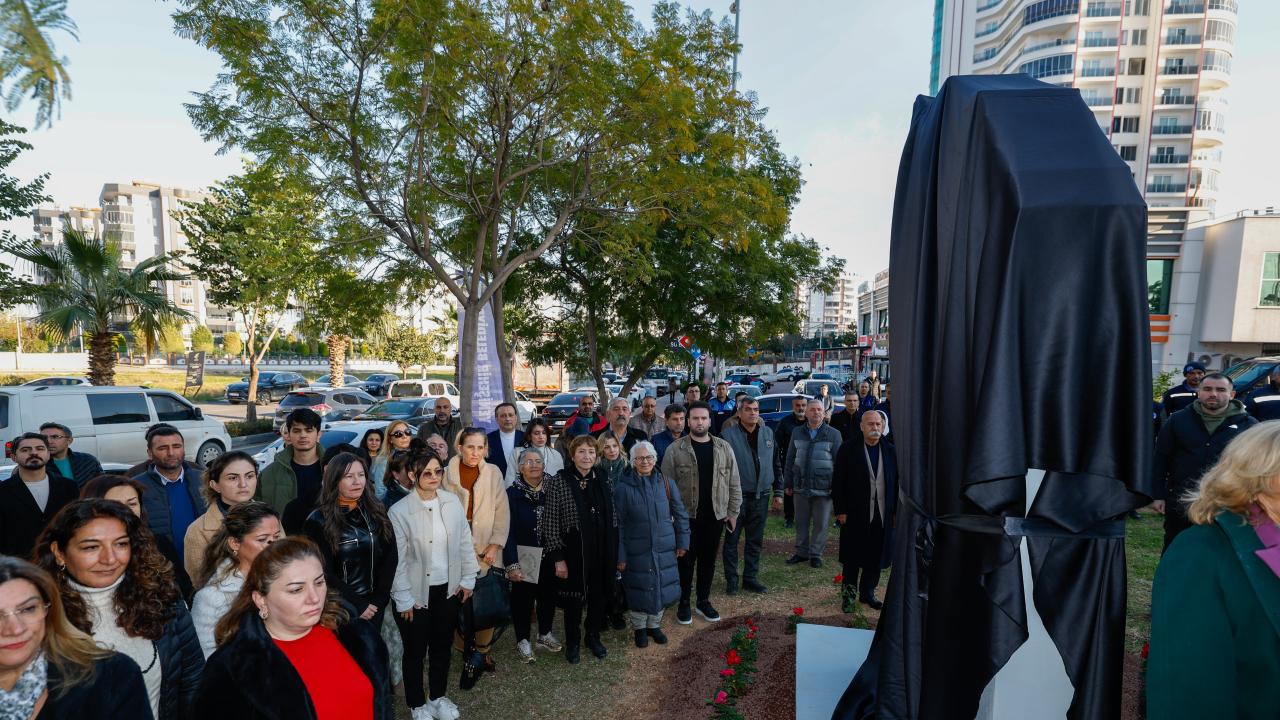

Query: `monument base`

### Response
(796, 624, 875, 720)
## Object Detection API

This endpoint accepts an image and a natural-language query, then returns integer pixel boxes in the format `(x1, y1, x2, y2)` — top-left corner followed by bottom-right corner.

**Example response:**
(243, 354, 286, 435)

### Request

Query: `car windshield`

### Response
(644, 369, 668, 380)
(390, 383, 424, 397)
(550, 393, 590, 406)
(1224, 360, 1275, 388)
(255, 372, 278, 382)
(280, 392, 325, 407)
(363, 400, 425, 417)
(811, 373, 832, 379)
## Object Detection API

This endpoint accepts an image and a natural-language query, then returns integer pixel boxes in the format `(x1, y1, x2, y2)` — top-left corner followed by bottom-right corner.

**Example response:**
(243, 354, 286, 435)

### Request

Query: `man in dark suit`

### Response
(832, 410, 898, 611)
(486, 402, 524, 478)
(0, 433, 78, 558)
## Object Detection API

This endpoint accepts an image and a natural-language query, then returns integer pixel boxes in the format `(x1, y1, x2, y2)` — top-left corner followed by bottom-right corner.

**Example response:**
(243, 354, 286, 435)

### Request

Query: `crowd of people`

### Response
(2, 361, 1278, 718)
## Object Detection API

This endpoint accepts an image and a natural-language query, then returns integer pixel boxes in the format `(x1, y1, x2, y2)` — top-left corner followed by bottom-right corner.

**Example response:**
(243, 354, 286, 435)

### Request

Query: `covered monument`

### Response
(834, 75, 1153, 719)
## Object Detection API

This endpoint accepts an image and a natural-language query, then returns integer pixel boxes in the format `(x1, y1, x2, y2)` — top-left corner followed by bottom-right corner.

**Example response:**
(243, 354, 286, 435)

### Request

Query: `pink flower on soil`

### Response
(714, 690, 729, 704)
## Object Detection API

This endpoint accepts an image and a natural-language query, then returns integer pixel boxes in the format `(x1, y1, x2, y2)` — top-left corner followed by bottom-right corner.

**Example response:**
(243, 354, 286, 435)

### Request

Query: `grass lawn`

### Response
(392, 510, 1164, 718)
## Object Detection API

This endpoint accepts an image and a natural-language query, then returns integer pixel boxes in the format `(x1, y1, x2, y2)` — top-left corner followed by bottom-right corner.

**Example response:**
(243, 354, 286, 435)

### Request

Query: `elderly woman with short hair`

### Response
(613, 441, 689, 648)
(1147, 421, 1280, 719)
(503, 447, 562, 663)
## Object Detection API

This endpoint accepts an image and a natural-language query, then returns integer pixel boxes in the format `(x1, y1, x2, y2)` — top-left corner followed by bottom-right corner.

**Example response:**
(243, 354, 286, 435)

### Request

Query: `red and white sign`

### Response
(678, 335, 693, 350)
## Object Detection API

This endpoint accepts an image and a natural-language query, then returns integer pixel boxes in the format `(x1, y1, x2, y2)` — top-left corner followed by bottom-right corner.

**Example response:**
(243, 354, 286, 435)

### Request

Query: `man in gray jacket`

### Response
(720, 397, 782, 595)
(784, 398, 843, 568)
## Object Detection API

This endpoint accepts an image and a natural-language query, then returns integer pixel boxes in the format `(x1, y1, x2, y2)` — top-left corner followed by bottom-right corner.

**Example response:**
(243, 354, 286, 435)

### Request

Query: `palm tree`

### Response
(10, 229, 189, 385)
(0, 0, 77, 128)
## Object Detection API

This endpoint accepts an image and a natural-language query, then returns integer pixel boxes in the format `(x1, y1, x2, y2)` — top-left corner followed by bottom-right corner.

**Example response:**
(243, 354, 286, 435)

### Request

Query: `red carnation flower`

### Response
(726, 649, 741, 666)
(720, 668, 735, 677)
(833, 573, 844, 584)
(714, 690, 729, 704)
(1141, 641, 1150, 660)
(793, 607, 805, 616)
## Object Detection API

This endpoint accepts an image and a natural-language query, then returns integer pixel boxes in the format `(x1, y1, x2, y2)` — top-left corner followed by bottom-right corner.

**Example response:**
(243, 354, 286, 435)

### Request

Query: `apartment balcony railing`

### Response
(1151, 154, 1190, 164)
(1147, 183, 1188, 193)
(1082, 36, 1120, 47)
(1079, 66, 1117, 77)
(1165, 2, 1205, 13)
(1208, 0, 1238, 12)
(1163, 34, 1202, 45)
(1152, 124, 1194, 134)
(977, 0, 1003, 10)
(1084, 3, 1122, 17)
(1083, 96, 1113, 106)
(1157, 94, 1197, 104)
(1160, 64, 1200, 75)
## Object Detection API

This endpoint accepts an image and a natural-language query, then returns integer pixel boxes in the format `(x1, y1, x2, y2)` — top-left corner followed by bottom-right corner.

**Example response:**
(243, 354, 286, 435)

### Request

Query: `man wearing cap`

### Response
(1243, 365, 1280, 422)
(1160, 362, 1205, 419)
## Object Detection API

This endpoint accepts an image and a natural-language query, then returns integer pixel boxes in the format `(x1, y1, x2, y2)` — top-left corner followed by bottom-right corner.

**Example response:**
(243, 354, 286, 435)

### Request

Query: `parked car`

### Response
(224, 371, 309, 405)
(0, 385, 230, 468)
(1, 461, 130, 481)
(542, 391, 597, 433)
(253, 420, 411, 470)
(310, 373, 361, 388)
(793, 379, 845, 398)
(724, 373, 766, 389)
(572, 386, 614, 406)
(606, 383, 644, 409)
(725, 366, 752, 378)
(756, 393, 809, 429)
(726, 384, 763, 401)
(20, 376, 91, 387)
(761, 367, 801, 384)
(353, 373, 402, 398)
(514, 391, 538, 424)
(352, 398, 440, 423)
(602, 371, 621, 384)
(273, 388, 379, 431)
(387, 379, 461, 409)
(1223, 356, 1280, 395)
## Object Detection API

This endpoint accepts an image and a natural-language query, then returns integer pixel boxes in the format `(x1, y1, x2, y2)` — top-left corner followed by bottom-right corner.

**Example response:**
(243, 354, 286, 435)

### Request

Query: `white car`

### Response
(386, 379, 461, 409)
(605, 383, 645, 409)
(0, 461, 130, 481)
(253, 420, 411, 470)
(514, 391, 538, 424)
(21, 376, 91, 387)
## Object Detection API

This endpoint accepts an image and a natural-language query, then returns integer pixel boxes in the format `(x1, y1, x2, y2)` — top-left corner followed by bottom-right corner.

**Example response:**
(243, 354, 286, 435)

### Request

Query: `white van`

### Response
(386, 379, 461, 409)
(0, 386, 231, 468)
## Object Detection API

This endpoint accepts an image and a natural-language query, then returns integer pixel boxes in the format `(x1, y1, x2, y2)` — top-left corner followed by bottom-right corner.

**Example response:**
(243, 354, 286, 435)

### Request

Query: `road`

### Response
(198, 400, 280, 456)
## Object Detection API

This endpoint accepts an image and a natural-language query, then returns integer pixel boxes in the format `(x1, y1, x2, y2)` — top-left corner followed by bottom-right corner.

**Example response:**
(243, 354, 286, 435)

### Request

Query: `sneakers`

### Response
(410, 705, 432, 720)
(810, 557, 823, 568)
(695, 600, 721, 622)
(516, 639, 535, 663)
(634, 629, 649, 648)
(742, 578, 769, 594)
(423, 697, 459, 720)
(536, 632, 563, 652)
(785, 554, 809, 565)
(676, 601, 693, 625)
(647, 627, 669, 644)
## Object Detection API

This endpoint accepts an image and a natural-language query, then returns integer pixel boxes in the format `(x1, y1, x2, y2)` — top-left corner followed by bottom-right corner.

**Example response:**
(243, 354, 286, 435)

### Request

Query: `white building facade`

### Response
(797, 273, 859, 339)
(931, 0, 1240, 372)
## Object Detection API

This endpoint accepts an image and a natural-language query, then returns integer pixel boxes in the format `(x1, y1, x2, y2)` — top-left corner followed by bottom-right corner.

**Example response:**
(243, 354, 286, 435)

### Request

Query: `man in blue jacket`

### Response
(707, 382, 736, 436)
(1244, 365, 1280, 422)
(1160, 362, 1205, 418)
(721, 397, 782, 594)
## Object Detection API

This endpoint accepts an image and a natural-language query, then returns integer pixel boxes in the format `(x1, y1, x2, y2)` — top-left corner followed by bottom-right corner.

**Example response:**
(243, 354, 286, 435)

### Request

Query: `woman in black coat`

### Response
(541, 434, 619, 663)
(0, 556, 152, 720)
(34, 499, 203, 720)
(302, 452, 397, 629)
(194, 537, 391, 720)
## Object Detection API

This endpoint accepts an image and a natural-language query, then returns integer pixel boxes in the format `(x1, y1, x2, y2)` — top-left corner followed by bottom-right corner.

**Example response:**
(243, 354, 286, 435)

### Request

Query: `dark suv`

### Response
(1223, 356, 1280, 395)
(224, 371, 309, 405)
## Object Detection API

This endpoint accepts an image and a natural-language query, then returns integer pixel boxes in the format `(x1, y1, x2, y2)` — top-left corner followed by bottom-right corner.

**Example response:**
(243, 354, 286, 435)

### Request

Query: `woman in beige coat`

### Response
(442, 427, 510, 671)
(183, 451, 259, 580)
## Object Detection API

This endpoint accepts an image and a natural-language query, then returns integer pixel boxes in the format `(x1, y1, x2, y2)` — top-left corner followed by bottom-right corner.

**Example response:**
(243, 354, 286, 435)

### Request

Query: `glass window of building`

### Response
(1261, 253, 1280, 308)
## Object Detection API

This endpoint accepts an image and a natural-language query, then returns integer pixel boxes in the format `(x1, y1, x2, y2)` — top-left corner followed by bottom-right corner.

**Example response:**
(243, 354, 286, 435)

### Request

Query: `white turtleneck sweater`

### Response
(70, 574, 162, 718)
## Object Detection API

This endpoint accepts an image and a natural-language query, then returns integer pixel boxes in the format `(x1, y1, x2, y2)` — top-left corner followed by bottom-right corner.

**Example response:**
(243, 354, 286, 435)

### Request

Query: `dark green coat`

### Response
(1147, 511, 1280, 719)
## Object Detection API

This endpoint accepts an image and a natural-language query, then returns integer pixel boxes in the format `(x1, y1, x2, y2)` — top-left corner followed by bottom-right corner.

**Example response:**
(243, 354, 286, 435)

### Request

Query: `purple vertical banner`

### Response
(458, 301, 502, 430)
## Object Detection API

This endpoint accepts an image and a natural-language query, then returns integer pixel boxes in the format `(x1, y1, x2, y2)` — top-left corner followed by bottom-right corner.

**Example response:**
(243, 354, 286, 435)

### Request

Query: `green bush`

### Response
(191, 326, 215, 352)
(225, 418, 275, 437)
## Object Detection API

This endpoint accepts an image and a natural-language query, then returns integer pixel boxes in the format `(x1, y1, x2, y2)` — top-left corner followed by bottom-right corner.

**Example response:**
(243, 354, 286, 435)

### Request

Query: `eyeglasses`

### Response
(0, 602, 49, 626)
(41, 434, 68, 441)
(420, 468, 444, 478)
(391, 431, 411, 438)
(633, 455, 656, 462)
(521, 458, 545, 465)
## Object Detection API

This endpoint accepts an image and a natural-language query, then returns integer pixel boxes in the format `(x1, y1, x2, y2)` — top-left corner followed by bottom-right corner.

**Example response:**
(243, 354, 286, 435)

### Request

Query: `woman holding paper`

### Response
(503, 447, 563, 663)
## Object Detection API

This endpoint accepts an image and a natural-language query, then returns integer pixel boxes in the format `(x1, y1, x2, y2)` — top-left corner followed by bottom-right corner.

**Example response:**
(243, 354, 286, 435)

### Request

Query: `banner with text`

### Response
(458, 302, 502, 430)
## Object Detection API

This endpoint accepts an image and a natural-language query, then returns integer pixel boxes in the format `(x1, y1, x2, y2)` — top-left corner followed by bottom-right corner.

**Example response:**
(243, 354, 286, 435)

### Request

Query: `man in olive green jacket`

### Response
(660, 402, 742, 626)
(254, 409, 324, 534)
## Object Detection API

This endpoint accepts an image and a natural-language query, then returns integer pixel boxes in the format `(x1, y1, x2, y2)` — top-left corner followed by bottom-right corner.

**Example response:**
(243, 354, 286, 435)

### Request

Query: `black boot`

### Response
(586, 633, 608, 659)
(647, 627, 668, 645)
(634, 629, 649, 648)
(565, 644, 581, 664)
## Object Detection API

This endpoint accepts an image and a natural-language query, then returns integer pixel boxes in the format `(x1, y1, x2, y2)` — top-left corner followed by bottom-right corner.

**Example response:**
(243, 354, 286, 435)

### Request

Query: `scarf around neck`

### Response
(0, 650, 46, 720)
(1249, 503, 1280, 580)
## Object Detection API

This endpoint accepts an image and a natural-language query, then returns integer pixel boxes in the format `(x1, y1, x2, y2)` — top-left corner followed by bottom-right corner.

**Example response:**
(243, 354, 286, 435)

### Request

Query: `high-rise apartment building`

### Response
(31, 182, 240, 340)
(797, 273, 859, 338)
(930, 0, 1239, 371)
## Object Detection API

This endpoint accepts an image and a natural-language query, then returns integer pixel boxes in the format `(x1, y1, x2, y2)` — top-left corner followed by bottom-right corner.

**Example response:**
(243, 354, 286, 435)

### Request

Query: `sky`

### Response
(6, 0, 1280, 287)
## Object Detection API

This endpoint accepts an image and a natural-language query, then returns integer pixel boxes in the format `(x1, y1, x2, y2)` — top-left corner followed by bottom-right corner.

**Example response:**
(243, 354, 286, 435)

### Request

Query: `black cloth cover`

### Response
(834, 74, 1152, 720)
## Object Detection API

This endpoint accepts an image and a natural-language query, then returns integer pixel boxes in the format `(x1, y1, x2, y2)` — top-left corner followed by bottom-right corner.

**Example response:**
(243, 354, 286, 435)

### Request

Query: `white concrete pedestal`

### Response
(795, 624, 875, 720)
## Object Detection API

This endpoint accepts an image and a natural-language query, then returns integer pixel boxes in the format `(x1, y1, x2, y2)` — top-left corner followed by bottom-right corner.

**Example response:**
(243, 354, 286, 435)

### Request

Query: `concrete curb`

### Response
(232, 432, 278, 448)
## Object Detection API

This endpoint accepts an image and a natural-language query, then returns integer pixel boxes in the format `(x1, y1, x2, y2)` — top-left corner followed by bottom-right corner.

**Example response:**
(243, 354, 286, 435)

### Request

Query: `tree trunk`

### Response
(328, 334, 348, 386)
(87, 332, 116, 386)
(620, 346, 664, 397)
(490, 287, 515, 403)
(244, 313, 259, 423)
(457, 300, 480, 426)
(582, 301, 608, 403)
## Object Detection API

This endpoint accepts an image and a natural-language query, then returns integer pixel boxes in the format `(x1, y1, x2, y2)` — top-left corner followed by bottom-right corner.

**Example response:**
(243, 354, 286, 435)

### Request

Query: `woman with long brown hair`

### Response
(0, 556, 151, 719)
(34, 499, 204, 720)
(182, 450, 259, 581)
(79, 474, 193, 602)
(190, 502, 282, 658)
(194, 536, 391, 720)
(302, 452, 397, 629)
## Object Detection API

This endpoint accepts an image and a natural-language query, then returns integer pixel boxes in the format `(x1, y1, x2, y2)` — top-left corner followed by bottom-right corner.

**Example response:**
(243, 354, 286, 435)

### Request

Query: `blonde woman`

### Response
(371, 421, 414, 493)
(1147, 422, 1280, 719)
(442, 428, 509, 678)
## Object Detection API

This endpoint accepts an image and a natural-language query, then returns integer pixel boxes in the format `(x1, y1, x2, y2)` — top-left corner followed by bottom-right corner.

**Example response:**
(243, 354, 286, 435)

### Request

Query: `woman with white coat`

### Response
(189, 502, 282, 658)
(390, 451, 478, 720)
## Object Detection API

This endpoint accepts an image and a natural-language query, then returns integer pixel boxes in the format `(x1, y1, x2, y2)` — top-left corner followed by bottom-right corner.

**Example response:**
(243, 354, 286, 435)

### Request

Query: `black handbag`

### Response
(469, 566, 511, 631)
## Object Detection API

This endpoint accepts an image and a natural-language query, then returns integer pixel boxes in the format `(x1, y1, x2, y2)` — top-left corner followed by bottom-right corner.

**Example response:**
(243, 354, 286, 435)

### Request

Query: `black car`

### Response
(541, 391, 596, 433)
(353, 373, 402, 398)
(352, 398, 438, 422)
(1224, 356, 1280, 395)
(224, 371, 309, 405)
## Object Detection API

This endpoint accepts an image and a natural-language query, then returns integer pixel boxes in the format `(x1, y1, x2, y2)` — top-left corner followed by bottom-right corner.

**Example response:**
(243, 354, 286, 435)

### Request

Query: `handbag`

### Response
(468, 566, 511, 631)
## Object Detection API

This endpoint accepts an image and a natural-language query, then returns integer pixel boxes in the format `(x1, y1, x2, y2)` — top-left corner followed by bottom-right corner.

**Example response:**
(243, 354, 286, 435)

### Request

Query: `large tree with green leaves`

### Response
(0, 118, 46, 311)
(0, 0, 77, 128)
(173, 0, 747, 423)
(297, 263, 399, 388)
(174, 163, 322, 420)
(4, 229, 189, 385)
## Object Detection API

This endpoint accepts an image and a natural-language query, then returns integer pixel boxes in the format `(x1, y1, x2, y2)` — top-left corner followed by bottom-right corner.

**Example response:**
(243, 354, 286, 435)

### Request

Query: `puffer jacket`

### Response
(156, 600, 205, 720)
(614, 469, 690, 615)
(784, 423, 843, 496)
(302, 505, 397, 613)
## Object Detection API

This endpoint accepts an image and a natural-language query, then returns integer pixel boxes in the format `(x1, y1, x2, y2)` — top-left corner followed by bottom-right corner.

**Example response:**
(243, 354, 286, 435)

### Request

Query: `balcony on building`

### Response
(1082, 2, 1121, 18)
(1147, 182, 1188, 194)
(1077, 65, 1116, 79)
(1156, 92, 1197, 107)
(1158, 63, 1199, 78)
(1152, 123, 1194, 137)
(1150, 153, 1190, 167)
(1080, 34, 1119, 50)
(1162, 32, 1202, 46)
(1164, 2, 1205, 13)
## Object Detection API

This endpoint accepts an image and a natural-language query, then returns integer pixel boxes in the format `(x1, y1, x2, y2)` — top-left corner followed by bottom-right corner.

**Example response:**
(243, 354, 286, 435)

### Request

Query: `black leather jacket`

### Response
(302, 505, 397, 612)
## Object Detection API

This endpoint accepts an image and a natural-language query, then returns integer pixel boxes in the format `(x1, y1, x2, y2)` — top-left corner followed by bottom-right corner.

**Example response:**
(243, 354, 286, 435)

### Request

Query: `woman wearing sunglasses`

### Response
(371, 422, 414, 496)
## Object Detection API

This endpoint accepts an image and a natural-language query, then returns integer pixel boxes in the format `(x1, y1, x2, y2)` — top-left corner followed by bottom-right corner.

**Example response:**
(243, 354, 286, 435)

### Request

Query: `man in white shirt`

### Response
(486, 403, 524, 478)
(0, 432, 78, 557)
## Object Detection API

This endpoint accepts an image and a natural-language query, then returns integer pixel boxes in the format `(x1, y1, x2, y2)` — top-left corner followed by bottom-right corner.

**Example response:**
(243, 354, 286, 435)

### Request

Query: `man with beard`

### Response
(652, 405, 685, 466)
(1160, 361, 1206, 418)
(596, 398, 647, 454)
(418, 396, 462, 447)
(832, 410, 897, 611)
(1244, 365, 1280, 422)
(774, 395, 808, 529)
(38, 422, 103, 487)
(132, 424, 207, 558)
(1152, 372, 1257, 549)
(0, 433, 78, 557)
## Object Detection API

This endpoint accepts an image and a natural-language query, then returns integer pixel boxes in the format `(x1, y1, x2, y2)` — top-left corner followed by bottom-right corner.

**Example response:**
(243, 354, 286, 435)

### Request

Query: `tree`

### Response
(158, 321, 185, 354)
(221, 331, 242, 358)
(190, 324, 214, 352)
(174, 163, 322, 420)
(0, 1, 77, 128)
(173, 0, 740, 423)
(3, 229, 189, 385)
(380, 324, 440, 379)
(0, 119, 47, 312)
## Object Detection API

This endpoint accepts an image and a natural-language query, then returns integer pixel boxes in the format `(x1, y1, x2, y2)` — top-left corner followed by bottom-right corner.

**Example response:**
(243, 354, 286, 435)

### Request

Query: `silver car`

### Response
(273, 388, 379, 431)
